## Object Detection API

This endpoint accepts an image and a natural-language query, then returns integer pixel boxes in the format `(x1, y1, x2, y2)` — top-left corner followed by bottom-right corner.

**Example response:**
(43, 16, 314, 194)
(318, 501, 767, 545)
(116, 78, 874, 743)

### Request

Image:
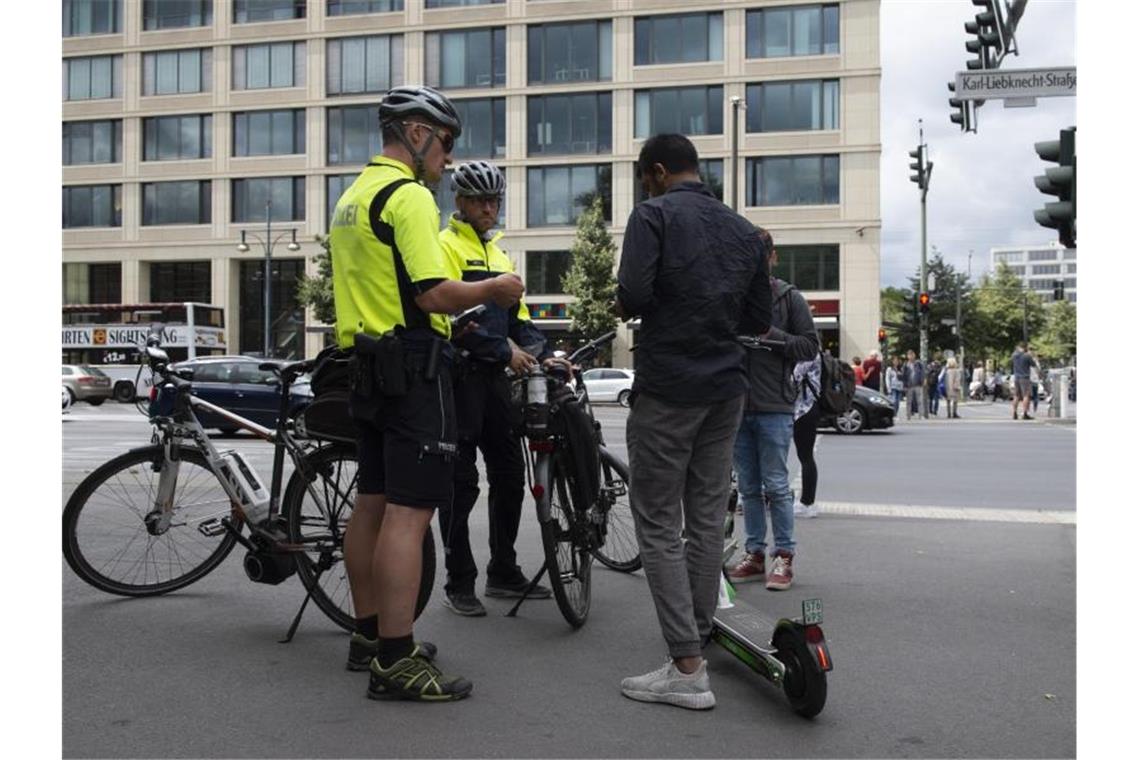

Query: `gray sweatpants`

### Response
(626, 392, 745, 659)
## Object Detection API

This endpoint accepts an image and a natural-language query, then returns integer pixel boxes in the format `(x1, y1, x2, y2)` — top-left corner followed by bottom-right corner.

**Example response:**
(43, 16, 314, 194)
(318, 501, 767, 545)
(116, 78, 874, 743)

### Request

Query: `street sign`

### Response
(955, 66, 1075, 101)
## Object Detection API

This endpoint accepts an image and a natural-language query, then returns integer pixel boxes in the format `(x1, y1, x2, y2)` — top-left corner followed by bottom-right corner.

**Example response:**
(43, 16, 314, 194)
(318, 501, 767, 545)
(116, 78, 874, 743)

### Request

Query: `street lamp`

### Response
(236, 200, 301, 358)
(730, 95, 744, 211)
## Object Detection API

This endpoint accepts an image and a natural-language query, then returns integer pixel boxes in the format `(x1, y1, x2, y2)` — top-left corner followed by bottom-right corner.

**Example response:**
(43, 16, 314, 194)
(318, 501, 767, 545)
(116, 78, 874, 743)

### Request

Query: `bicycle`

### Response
(62, 332, 435, 641)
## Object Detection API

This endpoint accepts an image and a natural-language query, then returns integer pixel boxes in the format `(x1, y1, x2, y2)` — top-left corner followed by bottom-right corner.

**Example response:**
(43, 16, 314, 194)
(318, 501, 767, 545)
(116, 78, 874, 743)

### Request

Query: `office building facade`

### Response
(990, 242, 1077, 304)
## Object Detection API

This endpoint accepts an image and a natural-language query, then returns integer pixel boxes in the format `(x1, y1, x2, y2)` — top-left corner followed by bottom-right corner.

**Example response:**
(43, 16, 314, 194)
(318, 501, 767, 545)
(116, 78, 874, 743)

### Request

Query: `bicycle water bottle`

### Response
(213, 450, 271, 525)
(525, 367, 549, 435)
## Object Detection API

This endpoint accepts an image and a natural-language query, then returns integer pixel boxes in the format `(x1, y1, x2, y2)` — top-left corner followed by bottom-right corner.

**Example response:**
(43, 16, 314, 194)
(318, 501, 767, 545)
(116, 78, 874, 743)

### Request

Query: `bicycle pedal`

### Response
(198, 518, 227, 538)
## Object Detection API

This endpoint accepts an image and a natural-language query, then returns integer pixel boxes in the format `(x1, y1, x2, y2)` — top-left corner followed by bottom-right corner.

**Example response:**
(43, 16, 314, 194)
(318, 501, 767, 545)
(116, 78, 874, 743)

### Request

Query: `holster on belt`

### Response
(352, 331, 408, 398)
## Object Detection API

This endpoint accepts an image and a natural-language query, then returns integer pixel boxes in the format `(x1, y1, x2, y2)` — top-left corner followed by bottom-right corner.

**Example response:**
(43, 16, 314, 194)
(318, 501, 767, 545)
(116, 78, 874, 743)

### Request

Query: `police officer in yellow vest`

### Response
(330, 86, 524, 702)
(436, 162, 568, 616)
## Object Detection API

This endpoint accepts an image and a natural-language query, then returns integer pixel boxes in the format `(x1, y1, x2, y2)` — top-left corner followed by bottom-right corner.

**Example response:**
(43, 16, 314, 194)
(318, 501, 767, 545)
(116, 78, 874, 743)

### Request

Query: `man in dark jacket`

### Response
(904, 350, 927, 420)
(726, 232, 819, 592)
(615, 134, 771, 710)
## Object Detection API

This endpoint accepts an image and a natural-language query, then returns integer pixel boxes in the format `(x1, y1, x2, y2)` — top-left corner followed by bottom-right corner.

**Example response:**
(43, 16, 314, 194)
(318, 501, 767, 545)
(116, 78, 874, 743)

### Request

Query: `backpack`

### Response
(812, 352, 856, 415)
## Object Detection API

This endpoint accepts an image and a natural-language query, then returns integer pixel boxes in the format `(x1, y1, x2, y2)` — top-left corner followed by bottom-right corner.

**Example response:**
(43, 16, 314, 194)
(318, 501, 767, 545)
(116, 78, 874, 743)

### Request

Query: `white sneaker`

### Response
(620, 659, 716, 710)
(794, 502, 820, 518)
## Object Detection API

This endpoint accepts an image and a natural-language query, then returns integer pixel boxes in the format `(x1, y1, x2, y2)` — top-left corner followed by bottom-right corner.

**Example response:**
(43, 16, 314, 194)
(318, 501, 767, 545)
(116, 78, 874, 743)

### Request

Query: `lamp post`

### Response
(730, 95, 743, 211)
(236, 200, 301, 358)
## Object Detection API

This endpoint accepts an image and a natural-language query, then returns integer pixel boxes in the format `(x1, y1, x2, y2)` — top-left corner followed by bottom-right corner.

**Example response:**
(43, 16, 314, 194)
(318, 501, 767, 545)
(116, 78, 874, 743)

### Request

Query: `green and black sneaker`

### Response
(346, 634, 438, 672)
(367, 648, 473, 702)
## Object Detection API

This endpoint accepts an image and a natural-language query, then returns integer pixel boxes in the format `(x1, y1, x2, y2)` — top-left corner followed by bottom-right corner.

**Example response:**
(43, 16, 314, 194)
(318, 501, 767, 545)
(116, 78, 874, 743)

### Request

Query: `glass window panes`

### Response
(64, 55, 122, 100)
(233, 110, 305, 156)
(232, 42, 306, 89)
(528, 93, 611, 156)
(63, 0, 120, 36)
(150, 261, 212, 303)
(232, 177, 306, 222)
(327, 105, 381, 165)
(1028, 249, 1057, 261)
(525, 250, 571, 294)
(634, 13, 722, 65)
(452, 98, 506, 159)
(746, 155, 839, 206)
(63, 185, 122, 228)
(526, 165, 612, 227)
(63, 120, 122, 165)
(746, 80, 838, 132)
(426, 0, 503, 6)
(746, 5, 840, 58)
(234, 0, 306, 23)
(634, 86, 722, 138)
(767, 245, 839, 291)
(142, 48, 211, 95)
(326, 173, 358, 229)
(143, 0, 212, 29)
(142, 115, 212, 160)
(634, 159, 723, 203)
(527, 21, 612, 84)
(425, 27, 506, 89)
(238, 258, 305, 358)
(435, 169, 506, 229)
(142, 181, 211, 225)
(327, 35, 403, 96)
(327, 1, 402, 15)
(63, 262, 122, 304)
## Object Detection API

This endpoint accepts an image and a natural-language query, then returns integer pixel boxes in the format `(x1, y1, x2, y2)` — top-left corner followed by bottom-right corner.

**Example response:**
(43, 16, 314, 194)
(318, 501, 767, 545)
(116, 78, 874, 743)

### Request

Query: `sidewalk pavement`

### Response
(896, 396, 1076, 423)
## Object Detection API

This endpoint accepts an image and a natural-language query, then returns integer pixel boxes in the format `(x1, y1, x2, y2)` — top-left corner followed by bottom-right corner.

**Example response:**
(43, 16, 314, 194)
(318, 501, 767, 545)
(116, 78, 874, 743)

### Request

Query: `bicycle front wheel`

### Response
(538, 452, 592, 628)
(283, 444, 436, 632)
(591, 447, 641, 573)
(63, 445, 239, 597)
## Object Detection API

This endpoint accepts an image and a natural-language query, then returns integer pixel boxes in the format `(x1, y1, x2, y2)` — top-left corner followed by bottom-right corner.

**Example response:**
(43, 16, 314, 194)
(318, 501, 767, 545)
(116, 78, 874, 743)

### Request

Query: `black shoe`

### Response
(1022, 414, 1034, 420)
(346, 633, 437, 671)
(367, 647, 472, 702)
(442, 590, 487, 617)
(485, 573, 552, 599)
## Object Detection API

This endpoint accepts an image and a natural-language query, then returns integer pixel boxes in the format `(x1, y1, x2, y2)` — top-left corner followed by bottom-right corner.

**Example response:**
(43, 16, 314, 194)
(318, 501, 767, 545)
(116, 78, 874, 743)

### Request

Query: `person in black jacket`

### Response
(726, 231, 820, 592)
(615, 134, 772, 710)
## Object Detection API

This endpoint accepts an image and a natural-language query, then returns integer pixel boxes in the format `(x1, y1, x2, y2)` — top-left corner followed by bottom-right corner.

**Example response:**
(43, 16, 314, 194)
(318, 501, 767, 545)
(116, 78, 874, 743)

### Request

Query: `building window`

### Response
(142, 181, 212, 225)
(746, 155, 839, 206)
(63, 185, 122, 228)
(526, 250, 571, 295)
(527, 21, 612, 85)
(63, 0, 120, 36)
(994, 251, 1024, 263)
(150, 261, 212, 303)
(435, 169, 506, 229)
(142, 48, 212, 95)
(1063, 248, 1076, 260)
(528, 93, 611, 156)
(425, 27, 506, 89)
(635, 159, 723, 203)
(232, 42, 306, 90)
(746, 4, 839, 58)
(1007, 265, 1025, 275)
(452, 98, 506, 159)
(143, 0, 212, 29)
(327, 1, 402, 15)
(63, 120, 122, 165)
(426, 0, 503, 6)
(63, 262, 121, 303)
(769, 245, 839, 291)
(232, 177, 306, 222)
(239, 258, 306, 358)
(746, 80, 838, 132)
(1028, 249, 1057, 261)
(327, 35, 403, 96)
(64, 55, 122, 100)
(142, 114, 212, 160)
(234, 110, 305, 156)
(1066, 263, 1076, 274)
(326, 173, 358, 228)
(234, 0, 306, 23)
(634, 13, 723, 65)
(526, 164, 612, 227)
(1033, 264, 1062, 275)
(634, 86, 723, 138)
(328, 105, 381, 165)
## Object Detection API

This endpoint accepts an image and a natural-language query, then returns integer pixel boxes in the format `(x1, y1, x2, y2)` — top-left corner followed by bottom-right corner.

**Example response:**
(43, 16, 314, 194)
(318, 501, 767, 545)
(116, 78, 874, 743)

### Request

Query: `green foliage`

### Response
(296, 234, 336, 326)
(1035, 300, 1077, 364)
(562, 196, 618, 346)
(967, 262, 1047, 364)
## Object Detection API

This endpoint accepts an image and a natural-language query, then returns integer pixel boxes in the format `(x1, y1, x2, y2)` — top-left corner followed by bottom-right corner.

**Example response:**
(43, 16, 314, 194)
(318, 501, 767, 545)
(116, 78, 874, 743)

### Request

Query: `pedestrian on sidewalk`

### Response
(904, 350, 926, 420)
(862, 351, 882, 392)
(792, 355, 822, 519)
(851, 356, 865, 386)
(926, 357, 942, 417)
(886, 356, 904, 414)
(1029, 348, 1042, 414)
(969, 361, 985, 400)
(1010, 343, 1038, 420)
(944, 357, 961, 418)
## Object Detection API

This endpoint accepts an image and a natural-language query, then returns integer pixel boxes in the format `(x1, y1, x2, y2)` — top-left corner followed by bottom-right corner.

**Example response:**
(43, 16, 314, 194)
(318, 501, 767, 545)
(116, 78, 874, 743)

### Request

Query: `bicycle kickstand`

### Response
(279, 562, 325, 644)
(504, 564, 550, 618)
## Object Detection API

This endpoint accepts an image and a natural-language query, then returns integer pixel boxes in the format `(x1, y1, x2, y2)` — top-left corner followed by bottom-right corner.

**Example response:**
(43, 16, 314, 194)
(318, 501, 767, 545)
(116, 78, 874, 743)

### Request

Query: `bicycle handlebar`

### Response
(567, 331, 616, 365)
(737, 335, 787, 351)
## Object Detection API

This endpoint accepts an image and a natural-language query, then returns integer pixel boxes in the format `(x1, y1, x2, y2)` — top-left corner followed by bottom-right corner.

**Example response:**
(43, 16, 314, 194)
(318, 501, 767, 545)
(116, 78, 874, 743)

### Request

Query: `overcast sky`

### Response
(879, 0, 1076, 288)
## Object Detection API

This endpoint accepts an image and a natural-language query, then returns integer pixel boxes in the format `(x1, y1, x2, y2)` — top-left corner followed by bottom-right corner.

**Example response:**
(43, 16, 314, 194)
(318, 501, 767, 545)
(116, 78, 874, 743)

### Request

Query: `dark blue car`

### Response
(171, 356, 313, 434)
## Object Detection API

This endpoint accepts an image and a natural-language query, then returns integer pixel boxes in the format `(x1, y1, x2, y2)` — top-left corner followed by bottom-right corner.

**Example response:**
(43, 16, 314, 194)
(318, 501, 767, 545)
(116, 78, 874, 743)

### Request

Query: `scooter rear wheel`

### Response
(773, 629, 827, 718)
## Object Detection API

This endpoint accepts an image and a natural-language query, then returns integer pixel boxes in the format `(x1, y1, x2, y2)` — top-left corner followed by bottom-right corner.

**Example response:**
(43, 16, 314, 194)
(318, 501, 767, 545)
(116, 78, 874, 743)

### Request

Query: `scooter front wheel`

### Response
(773, 629, 828, 718)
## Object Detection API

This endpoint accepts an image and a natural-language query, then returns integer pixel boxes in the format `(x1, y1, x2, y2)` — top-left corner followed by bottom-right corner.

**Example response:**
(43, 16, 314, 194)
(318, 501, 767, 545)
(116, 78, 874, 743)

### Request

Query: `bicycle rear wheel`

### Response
(538, 453, 592, 628)
(591, 447, 641, 573)
(283, 444, 435, 632)
(63, 445, 238, 596)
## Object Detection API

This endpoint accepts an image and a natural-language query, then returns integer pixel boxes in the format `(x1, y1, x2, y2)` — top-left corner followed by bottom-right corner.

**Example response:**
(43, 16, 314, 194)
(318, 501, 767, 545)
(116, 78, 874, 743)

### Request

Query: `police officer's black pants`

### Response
(437, 366, 526, 595)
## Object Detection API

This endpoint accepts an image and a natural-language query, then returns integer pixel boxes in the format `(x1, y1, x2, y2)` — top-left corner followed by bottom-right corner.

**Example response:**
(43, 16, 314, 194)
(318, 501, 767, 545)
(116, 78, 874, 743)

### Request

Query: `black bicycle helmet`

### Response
(451, 161, 506, 198)
(378, 85, 462, 138)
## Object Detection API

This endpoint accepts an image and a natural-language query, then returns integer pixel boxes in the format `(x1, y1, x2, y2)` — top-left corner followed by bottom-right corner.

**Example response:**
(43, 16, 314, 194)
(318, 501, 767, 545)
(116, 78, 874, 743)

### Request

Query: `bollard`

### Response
(1059, 374, 1070, 419)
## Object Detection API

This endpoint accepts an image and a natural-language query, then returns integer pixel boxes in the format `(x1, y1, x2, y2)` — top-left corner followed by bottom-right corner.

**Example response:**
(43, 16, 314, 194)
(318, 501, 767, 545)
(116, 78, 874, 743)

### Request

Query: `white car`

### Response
(581, 368, 635, 407)
(62, 385, 73, 414)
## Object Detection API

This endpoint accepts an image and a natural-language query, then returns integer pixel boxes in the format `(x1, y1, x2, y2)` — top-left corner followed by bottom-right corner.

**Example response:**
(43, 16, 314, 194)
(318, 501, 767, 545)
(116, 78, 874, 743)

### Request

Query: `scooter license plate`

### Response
(802, 598, 823, 625)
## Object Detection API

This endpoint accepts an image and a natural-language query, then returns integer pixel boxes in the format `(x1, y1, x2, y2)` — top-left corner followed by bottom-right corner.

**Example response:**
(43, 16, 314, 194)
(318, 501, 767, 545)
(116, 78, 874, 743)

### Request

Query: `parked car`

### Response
(62, 385, 73, 414)
(581, 367, 635, 406)
(62, 365, 113, 406)
(819, 385, 895, 434)
(170, 356, 312, 434)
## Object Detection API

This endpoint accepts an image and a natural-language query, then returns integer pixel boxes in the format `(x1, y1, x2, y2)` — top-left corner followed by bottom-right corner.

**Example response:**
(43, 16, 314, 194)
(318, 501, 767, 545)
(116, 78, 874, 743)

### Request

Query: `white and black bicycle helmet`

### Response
(378, 85, 462, 138)
(451, 161, 506, 198)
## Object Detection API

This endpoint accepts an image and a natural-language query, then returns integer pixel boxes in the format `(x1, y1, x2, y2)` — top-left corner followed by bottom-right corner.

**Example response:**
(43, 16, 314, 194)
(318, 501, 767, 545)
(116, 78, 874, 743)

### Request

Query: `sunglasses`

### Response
(405, 121, 455, 154)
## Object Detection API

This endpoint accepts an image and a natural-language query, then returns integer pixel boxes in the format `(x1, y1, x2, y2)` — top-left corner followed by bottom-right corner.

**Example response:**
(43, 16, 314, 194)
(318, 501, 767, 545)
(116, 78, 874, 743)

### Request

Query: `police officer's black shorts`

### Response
(350, 363, 457, 511)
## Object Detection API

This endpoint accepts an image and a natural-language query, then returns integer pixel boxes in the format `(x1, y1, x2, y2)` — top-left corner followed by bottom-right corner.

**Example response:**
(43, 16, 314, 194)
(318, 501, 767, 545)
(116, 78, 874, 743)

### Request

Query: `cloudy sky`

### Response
(879, 0, 1077, 287)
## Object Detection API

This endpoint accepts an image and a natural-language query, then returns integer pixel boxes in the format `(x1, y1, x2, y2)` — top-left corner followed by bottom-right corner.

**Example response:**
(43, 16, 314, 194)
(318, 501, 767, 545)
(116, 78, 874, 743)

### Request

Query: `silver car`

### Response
(62, 365, 113, 406)
(581, 368, 635, 407)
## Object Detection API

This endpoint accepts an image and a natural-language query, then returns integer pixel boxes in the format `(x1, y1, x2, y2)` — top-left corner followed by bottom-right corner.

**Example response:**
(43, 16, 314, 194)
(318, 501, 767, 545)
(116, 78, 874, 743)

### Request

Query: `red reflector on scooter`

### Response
(815, 645, 830, 670)
(804, 624, 824, 644)
(531, 484, 545, 500)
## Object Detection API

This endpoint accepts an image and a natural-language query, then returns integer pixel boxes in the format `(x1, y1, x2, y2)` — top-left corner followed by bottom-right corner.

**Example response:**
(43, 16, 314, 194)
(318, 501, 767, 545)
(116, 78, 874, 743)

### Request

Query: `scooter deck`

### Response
(713, 603, 776, 654)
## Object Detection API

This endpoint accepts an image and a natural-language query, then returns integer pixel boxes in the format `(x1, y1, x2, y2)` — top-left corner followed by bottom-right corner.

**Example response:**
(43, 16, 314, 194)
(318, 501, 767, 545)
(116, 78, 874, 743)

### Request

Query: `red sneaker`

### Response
(765, 551, 794, 591)
(727, 552, 765, 583)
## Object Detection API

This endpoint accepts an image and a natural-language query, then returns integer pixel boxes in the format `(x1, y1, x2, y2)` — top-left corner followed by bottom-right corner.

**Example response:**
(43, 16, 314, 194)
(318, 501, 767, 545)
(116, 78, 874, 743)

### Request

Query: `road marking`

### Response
(813, 501, 1074, 525)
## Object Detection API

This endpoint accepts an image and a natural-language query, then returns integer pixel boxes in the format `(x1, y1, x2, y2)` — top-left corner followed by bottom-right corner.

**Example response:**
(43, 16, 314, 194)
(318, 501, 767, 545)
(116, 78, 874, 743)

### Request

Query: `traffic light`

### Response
(948, 81, 972, 132)
(878, 328, 887, 344)
(1053, 279, 1065, 302)
(964, 0, 1008, 70)
(918, 292, 931, 314)
(909, 145, 928, 190)
(1033, 127, 1076, 249)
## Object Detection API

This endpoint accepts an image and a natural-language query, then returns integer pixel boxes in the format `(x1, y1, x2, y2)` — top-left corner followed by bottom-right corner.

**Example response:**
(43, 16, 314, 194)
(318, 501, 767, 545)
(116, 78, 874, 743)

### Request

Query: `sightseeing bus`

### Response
(62, 302, 227, 401)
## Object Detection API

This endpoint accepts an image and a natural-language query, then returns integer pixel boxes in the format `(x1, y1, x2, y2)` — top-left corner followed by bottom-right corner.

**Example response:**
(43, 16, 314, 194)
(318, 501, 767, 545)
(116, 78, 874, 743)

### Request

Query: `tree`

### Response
(905, 253, 973, 358)
(562, 196, 618, 349)
(296, 234, 336, 326)
(1035, 300, 1077, 365)
(966, 262, 1047, 365)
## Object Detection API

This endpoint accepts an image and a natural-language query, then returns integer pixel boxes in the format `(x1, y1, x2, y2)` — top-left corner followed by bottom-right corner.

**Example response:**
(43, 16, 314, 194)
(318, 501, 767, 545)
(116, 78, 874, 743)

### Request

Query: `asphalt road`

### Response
(61, 402, 1076, 758)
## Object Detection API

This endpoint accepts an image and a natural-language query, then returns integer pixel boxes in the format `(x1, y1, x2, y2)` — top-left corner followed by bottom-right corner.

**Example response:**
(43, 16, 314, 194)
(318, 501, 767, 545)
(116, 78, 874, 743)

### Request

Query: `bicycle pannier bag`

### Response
(298, 345, 355, 443)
